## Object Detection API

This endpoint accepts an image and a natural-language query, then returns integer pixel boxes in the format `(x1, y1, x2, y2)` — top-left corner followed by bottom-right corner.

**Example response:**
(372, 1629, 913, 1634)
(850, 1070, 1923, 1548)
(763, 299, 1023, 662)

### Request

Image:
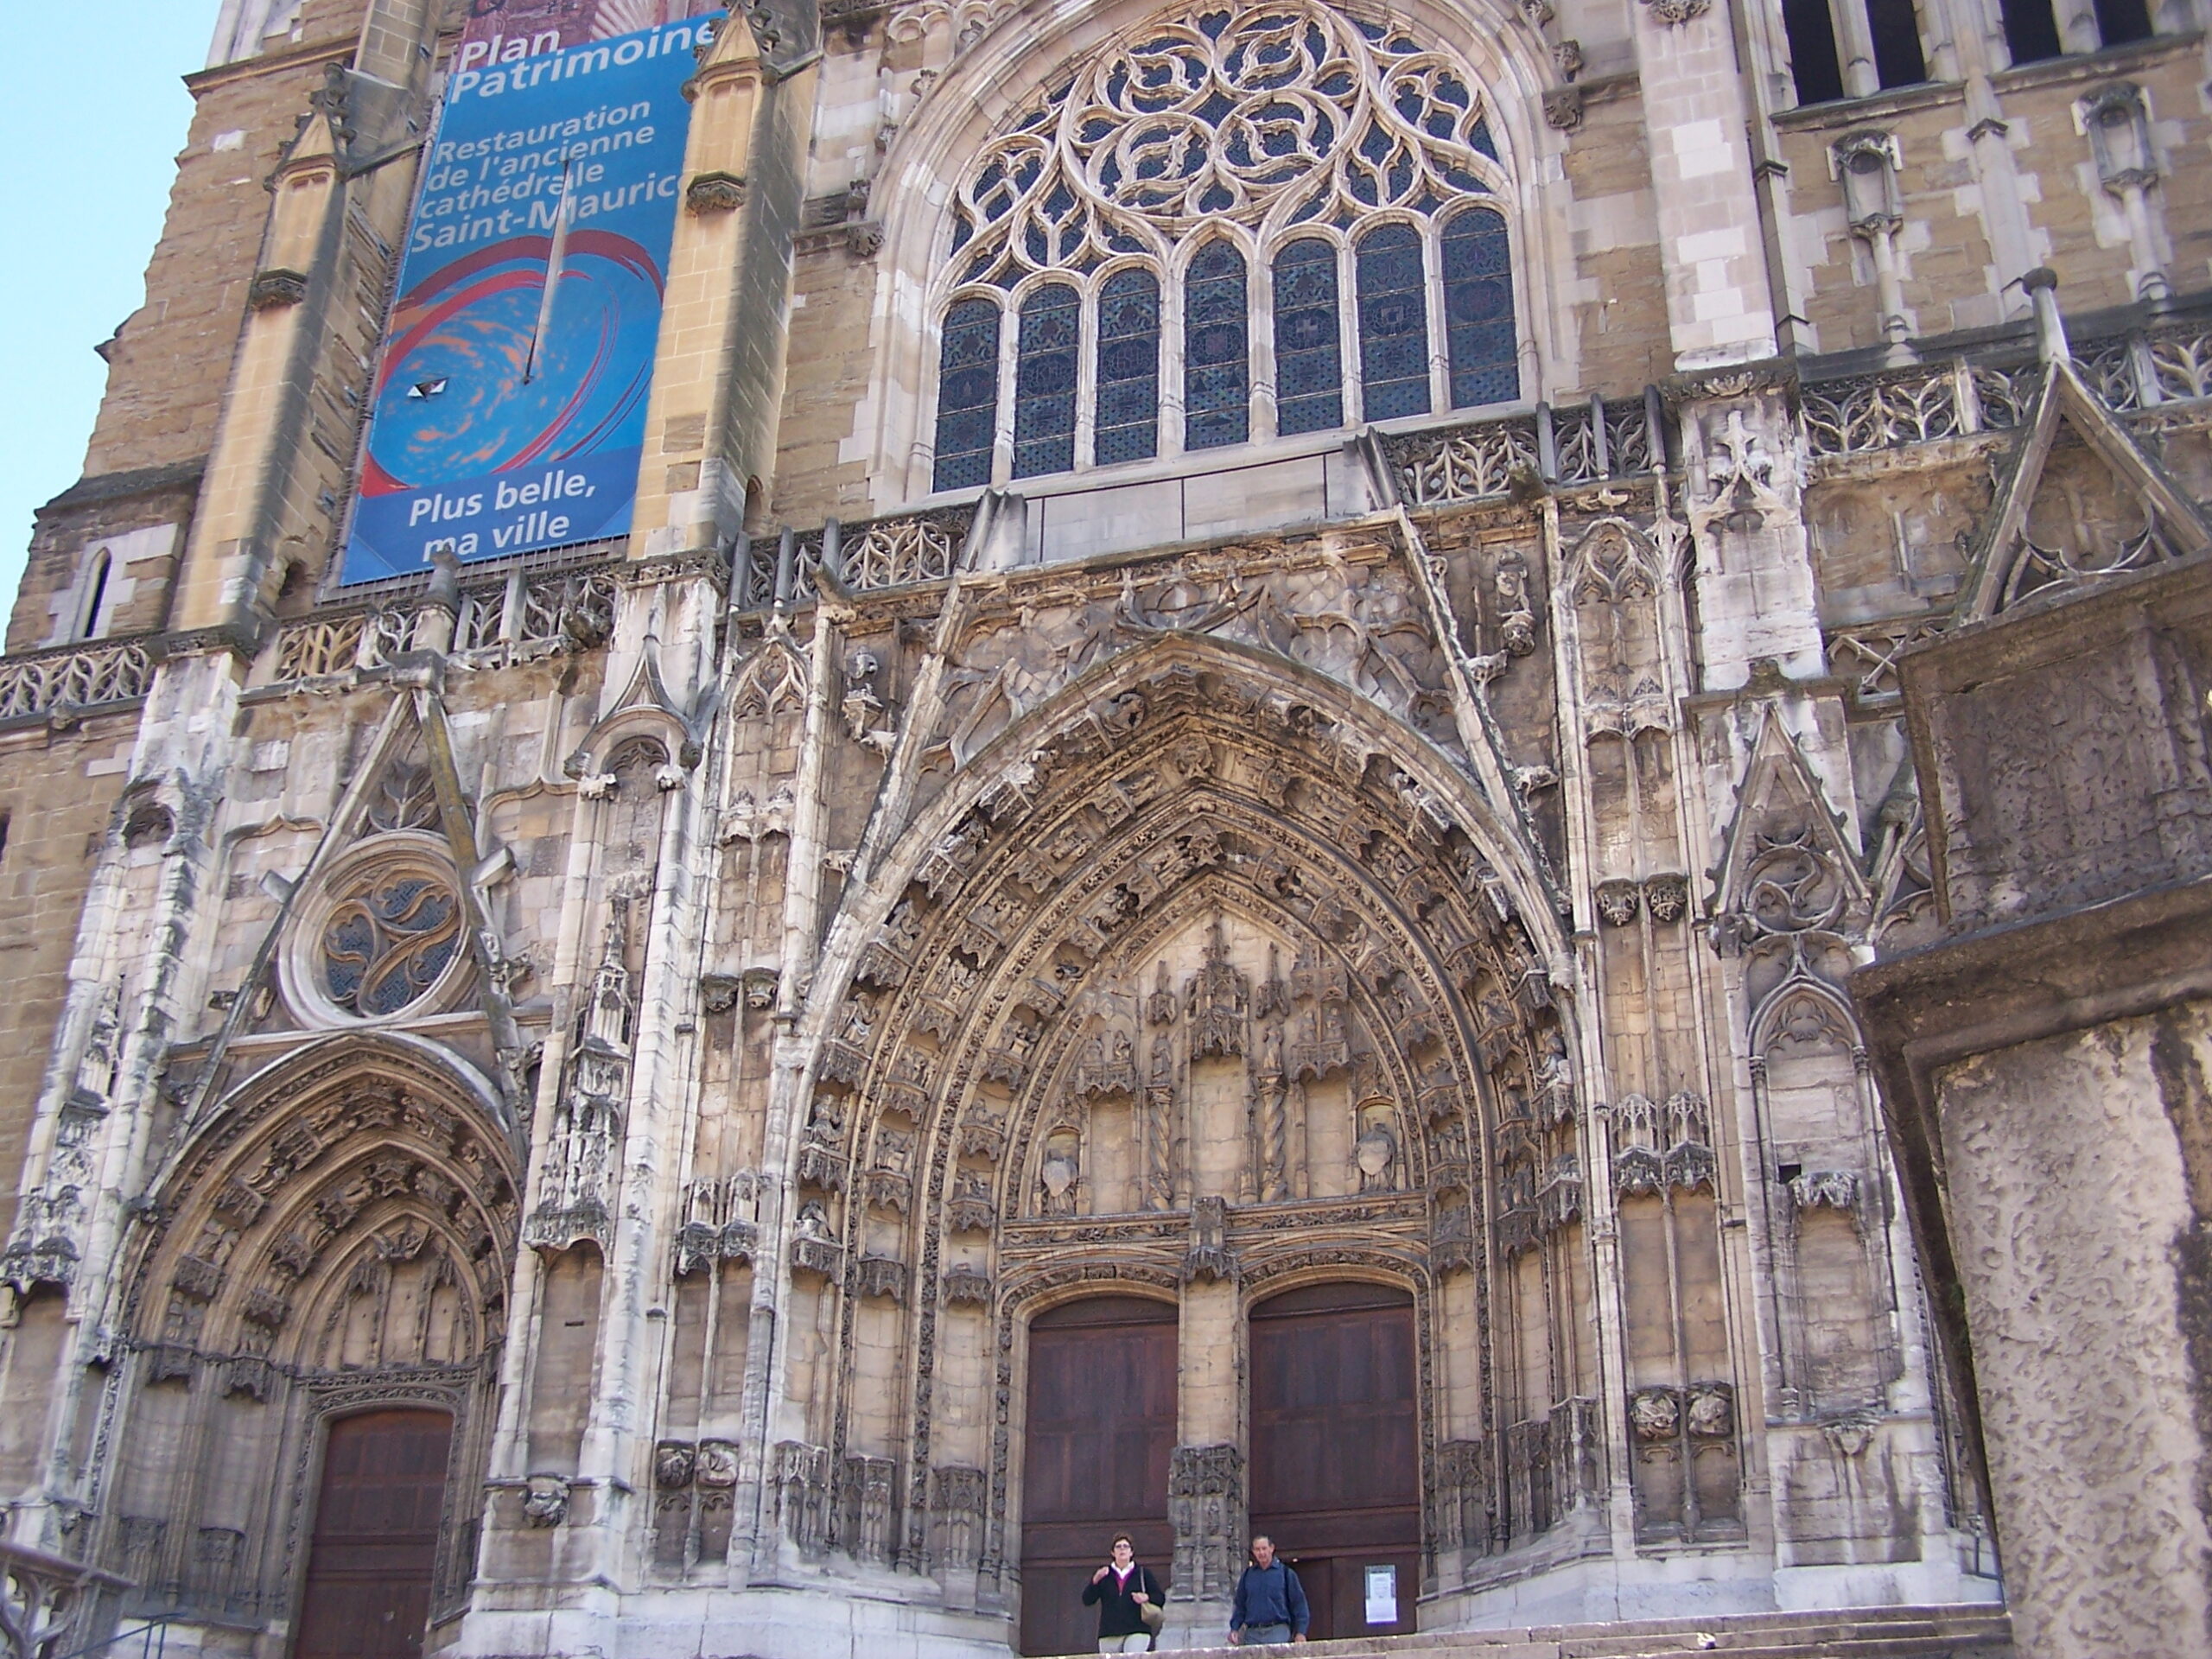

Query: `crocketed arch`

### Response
(863, 0, 1567, 505)
(804, 632, 1565, 1017)
(123, 1033, 522, 1378)
(790, 633, 1575, 1570)
(89, 1034, 521, 1633)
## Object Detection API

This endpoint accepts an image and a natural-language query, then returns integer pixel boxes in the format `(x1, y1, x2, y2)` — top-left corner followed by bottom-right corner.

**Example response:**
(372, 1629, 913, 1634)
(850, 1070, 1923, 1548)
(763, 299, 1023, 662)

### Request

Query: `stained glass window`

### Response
(1441, 209, 1519, 409)
(1273, 239, 1344, 436)
(323, 874, 462, 1017)
(1014, 283, 1081, 479)
(1185, 242, 1250, 449)
(1095, 269, 1161, 465)
(933, 298, 1001, 492)
(1357, 222, 1430, 421)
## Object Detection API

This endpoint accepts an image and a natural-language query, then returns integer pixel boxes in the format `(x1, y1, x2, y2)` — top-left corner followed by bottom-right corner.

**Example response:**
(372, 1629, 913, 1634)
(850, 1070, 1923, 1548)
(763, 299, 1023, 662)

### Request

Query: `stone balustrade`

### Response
(0, 638, 155, 723)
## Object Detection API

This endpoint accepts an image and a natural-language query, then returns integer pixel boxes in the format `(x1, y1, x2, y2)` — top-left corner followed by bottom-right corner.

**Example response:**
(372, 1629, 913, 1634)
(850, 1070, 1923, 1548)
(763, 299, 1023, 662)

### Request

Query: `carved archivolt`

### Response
(119, 1037, 520, 1394)
(785, 639, 1578, 1575)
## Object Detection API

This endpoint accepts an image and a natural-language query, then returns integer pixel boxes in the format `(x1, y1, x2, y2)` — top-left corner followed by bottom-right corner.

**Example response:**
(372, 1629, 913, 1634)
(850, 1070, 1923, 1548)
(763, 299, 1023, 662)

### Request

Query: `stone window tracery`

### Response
(1272, 237, 1343, 434)
(322, 874, 463, 1017)
(1014, 283, 1083, 478)
(281, 833, 471, 1027)
(926, 0, 1520, 492)
(1355, 221, 1429, 420)
(1185, 240, 1252, 448)
(933, 299, 1002, 491)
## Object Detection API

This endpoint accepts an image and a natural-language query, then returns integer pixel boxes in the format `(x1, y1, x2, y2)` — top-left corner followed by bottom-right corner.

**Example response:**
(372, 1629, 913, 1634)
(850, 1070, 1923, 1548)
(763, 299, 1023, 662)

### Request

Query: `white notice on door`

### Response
(1363, 1564, 1397, 1625)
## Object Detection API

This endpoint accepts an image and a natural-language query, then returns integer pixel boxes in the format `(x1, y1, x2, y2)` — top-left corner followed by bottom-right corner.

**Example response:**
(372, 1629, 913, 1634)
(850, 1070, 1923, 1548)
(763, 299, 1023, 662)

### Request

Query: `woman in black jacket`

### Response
(1082, 1533, 1166, 1653)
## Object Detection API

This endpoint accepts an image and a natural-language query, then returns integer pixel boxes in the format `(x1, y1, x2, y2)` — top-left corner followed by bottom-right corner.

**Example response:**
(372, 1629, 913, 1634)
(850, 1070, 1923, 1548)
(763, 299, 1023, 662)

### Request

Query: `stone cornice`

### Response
(184, 35, 357, 95)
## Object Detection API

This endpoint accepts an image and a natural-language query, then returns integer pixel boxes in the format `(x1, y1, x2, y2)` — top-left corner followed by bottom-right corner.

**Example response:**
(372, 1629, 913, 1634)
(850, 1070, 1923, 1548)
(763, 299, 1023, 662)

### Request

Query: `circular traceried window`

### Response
(283, 833, 471, 1027)
(321, 870, 463, 1015)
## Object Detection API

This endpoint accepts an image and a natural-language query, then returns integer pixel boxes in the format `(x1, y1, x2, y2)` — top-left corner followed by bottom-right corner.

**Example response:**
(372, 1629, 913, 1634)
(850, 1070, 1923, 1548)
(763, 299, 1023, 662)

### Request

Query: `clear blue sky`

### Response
(0, 12, 210, 622)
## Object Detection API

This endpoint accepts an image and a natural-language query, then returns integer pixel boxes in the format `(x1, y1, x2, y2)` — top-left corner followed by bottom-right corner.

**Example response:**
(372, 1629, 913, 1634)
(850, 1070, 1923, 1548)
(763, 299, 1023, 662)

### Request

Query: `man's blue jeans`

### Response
(1241, 1625, 1294, 1646)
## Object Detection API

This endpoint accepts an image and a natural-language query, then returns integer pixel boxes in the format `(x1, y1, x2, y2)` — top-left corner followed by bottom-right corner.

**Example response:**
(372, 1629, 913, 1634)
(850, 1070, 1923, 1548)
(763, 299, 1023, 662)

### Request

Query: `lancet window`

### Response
(928, 0, 1521, 493)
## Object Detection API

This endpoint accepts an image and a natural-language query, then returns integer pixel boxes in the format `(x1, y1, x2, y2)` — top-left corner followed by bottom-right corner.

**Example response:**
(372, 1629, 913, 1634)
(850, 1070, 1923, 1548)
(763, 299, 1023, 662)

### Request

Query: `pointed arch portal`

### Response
(787, 634, 1583, 1609)
(1250, 1281, 1420, 1641)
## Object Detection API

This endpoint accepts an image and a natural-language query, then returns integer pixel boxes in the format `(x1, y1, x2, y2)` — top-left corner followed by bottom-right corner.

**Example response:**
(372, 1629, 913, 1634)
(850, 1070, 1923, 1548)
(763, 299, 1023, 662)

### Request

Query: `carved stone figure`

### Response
(1630, 1388, 1681, 1442)
(1037, 1128, 1082, 1217)
(523, 1476, 571, 1528)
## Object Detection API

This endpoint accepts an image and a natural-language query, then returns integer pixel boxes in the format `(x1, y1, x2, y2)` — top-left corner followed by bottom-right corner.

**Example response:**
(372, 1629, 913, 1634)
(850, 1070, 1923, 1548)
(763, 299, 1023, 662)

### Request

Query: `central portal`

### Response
(1249, 1281, 1420, 1640)
(1020, 1296, 1178, 1656)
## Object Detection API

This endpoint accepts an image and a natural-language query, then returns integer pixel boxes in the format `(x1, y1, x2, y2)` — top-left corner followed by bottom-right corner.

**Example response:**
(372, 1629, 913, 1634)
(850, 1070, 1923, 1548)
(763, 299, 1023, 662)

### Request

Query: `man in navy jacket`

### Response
(1228, 1535, 1308, 1644)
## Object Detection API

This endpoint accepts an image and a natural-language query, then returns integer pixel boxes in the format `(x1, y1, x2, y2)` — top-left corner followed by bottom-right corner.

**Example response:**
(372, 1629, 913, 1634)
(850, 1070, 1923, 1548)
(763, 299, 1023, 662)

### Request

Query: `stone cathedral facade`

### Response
(4, 0, 2212, 1652)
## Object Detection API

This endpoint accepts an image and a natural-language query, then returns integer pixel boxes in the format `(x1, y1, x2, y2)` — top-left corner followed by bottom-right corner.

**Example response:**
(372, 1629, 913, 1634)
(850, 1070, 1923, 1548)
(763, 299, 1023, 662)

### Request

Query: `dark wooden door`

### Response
(295, 1409, 454, 1659)
(1020, 1297, 1177, 1657)
(1250, 1282, 1420, 1640)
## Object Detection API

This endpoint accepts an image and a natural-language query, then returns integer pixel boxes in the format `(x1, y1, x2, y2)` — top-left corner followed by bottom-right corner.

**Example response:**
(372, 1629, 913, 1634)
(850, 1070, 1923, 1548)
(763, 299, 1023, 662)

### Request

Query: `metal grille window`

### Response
(1441, 209, 1520, 410)
(1095, 269, 1162, 465)
(932, 298, 1001, 492)
(1185, 243, 1252, 450)
(1273, 239, 1344, 437)
(1357, 223, 1431, 422)
(1014, 283, 1082, 479)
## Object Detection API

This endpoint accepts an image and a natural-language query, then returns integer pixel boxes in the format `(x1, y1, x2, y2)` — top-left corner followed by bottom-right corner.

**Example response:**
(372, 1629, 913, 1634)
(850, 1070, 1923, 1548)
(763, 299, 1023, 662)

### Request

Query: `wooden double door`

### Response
(1019, 1283, 1420, 1654)
(294, 1408, 454, 1659)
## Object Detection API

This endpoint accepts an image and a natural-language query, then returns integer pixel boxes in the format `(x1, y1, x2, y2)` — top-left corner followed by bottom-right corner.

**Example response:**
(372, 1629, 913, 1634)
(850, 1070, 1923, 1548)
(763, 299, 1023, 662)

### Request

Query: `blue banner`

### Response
(340, 14, 723, 584)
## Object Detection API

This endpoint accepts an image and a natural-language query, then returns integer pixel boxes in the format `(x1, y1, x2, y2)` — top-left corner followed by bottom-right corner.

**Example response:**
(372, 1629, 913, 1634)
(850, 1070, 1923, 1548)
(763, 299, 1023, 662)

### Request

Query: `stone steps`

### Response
(1064, 1605, 2012, 1659)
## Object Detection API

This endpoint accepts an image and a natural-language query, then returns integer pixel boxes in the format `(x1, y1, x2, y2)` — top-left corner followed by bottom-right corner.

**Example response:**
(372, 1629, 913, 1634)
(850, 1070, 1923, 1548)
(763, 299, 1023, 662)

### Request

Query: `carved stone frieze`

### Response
(1643, 874, 1689, 924)
(656, 1441, 696, 1489)
(1594, 878, 1642, 927)
(856, 1254, 910, 1303)
(774, 1441, 834, 1556)
(1788, 1168, 1862, 1224)
(1629, 1386, 1681, 1441)
(929, 1462, 988, 1574)
(685, 171, 749, 213)
(843, 1454, 898, 1564)
(942, 1264, 992, 1306)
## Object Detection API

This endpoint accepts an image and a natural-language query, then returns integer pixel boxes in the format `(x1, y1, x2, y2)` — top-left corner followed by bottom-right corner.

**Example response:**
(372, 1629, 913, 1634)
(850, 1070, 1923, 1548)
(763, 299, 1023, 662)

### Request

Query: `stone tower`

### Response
(0, 0, 2205, 1652)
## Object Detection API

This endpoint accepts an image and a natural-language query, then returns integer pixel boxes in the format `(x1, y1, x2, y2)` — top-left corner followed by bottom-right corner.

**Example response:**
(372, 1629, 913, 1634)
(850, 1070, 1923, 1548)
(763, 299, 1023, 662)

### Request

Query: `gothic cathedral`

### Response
(3, 0, 2208, 1653)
